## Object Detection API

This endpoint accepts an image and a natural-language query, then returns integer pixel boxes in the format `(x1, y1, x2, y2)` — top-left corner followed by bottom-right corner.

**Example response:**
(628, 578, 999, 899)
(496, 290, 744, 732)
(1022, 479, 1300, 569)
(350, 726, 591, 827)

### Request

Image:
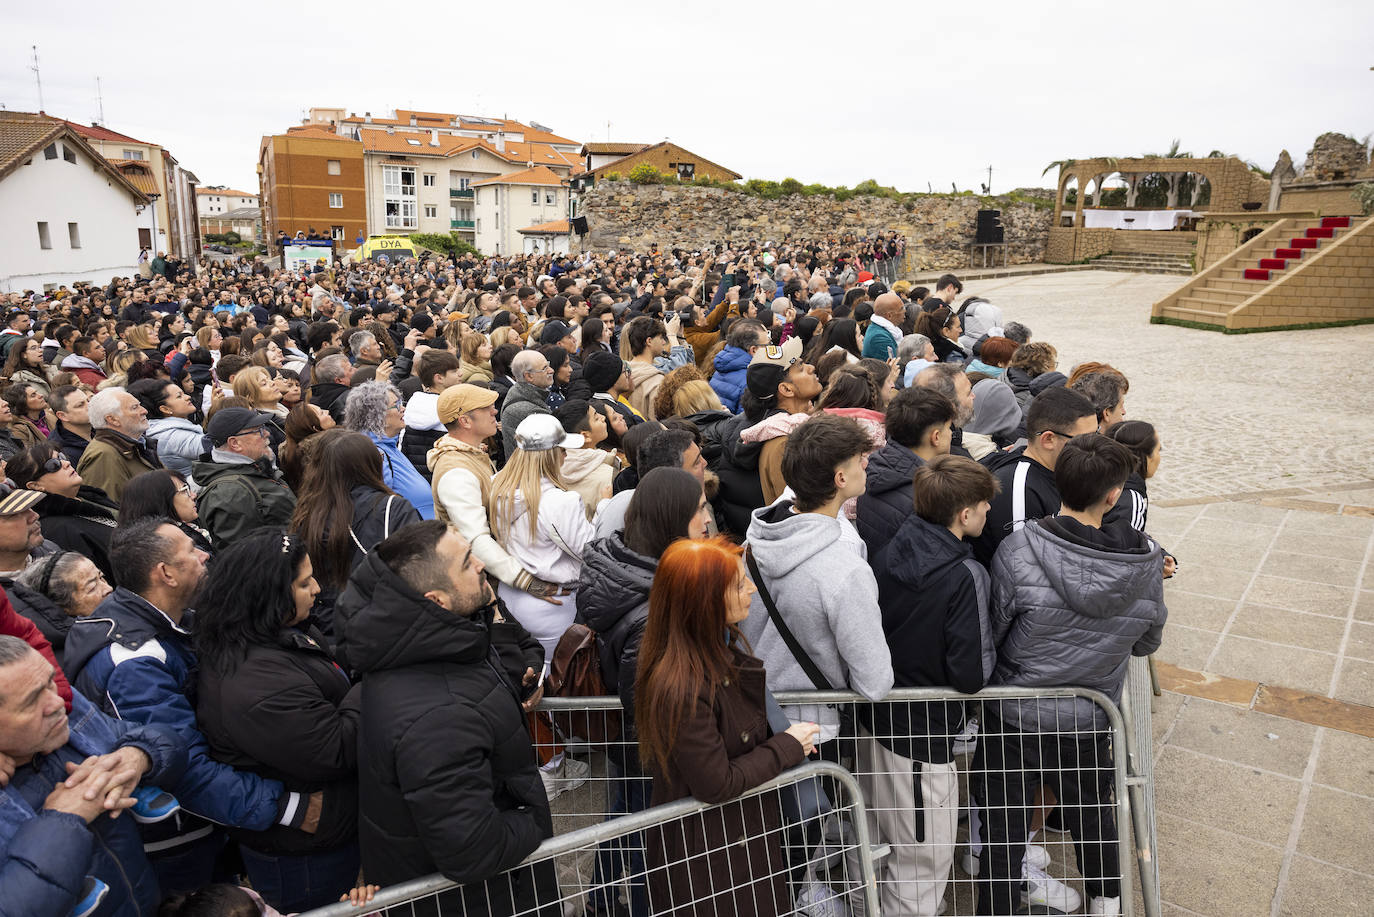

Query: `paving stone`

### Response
(1277, 855, 1374, 917)
(1154, 746, 1301, 846)
(1155, 624, 1223, 672)
(1344, 621, 1374, 662)
(1168, 537, 1264, 574)
(1166, 565, 1255, 602)
(1296, 786, 1374, 874)
(1260, 551, 1366, 589)
(1228, 604, 1349, 654)
(1244, 575, 1355, 617)
(1156, 812, 1284, 917)
(1271, 529, 1372, 562)
(1312, 728, 1374, 797)
(1283, 511, 1374, 538)
(1151, 689, 1186, 745)
(1159, 589, 1235, 632)
(1164, 696, 1316, 778)
(1208, 635, 1336, 695)
(1201, 502, 1292, 527)
(1333, 658, 1374, 707)
(1354, 591, 1374, 623)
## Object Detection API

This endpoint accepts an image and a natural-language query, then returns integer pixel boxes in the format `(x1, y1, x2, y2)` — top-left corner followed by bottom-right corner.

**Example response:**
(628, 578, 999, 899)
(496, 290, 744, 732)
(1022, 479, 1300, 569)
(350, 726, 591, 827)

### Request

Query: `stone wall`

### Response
(1045, 226, 1115, 263)
(1295, 133, 1370, 183)
(577, 181, 1053, 272)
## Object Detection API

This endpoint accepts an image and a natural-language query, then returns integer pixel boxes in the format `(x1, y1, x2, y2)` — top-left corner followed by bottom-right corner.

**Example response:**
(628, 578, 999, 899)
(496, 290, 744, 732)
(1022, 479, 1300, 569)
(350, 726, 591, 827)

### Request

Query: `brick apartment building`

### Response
(258, 126, 366, 245)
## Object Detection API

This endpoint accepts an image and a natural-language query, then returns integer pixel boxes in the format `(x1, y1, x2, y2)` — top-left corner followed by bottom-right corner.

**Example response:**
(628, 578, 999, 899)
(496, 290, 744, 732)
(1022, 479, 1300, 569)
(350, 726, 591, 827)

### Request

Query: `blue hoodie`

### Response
(369, 431, 436, 519)
(710, 346, 754, 414)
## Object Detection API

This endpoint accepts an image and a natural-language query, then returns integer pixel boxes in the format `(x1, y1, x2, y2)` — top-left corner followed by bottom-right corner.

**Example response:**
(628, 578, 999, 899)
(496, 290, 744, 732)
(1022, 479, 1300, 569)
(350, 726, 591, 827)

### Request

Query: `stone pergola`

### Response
(1053, 156, 1267, 227)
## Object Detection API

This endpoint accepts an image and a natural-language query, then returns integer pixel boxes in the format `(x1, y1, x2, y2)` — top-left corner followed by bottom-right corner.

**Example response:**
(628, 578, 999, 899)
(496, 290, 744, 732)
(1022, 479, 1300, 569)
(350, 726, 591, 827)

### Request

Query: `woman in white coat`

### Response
(488, 414, 601, 665)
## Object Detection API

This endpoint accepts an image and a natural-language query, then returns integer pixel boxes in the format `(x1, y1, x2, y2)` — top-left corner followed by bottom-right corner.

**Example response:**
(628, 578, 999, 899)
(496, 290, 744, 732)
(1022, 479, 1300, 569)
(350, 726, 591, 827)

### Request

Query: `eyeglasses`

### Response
(233, 426, 270, 439)
(1046, 430, 1086, 441)
(174, 483, 192, 496)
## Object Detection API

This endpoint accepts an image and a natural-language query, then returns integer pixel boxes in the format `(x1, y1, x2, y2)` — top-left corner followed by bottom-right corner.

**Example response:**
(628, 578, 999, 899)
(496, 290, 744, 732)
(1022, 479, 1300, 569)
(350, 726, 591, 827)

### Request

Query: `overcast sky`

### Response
(3, 1, 1371, 197)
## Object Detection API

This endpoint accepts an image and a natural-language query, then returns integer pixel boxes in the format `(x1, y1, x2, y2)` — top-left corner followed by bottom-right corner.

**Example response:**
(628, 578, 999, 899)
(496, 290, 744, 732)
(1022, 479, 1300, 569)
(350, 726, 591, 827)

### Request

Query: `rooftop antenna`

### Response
(30, 46, 44, 112)
(94, 76, 106, 125)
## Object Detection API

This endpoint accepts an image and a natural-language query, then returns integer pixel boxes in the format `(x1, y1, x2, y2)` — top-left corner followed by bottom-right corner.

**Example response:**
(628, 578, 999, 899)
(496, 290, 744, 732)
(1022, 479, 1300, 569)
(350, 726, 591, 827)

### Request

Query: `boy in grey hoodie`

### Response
(739, 414, 893, 747)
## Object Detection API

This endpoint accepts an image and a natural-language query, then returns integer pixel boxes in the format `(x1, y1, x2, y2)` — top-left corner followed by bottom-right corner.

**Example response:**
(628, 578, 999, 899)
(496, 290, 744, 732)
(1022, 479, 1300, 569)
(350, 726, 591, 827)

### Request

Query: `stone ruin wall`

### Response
(578, 181, 1053, 273)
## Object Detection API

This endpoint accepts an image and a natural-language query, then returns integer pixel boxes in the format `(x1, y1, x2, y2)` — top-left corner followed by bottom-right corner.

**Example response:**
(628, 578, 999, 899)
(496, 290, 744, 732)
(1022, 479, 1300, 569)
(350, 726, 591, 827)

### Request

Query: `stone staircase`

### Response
(1089, 252, 1193, 274)
(1152, 215, 1374, 331)
(1089, 230, 1196, 274)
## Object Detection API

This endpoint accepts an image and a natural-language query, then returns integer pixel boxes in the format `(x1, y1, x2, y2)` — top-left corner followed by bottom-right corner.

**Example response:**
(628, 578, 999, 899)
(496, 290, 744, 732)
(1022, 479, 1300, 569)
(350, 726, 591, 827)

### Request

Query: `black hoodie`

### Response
(869, 515, 991, 763)
(335, 550, 556, 911)
(856, 440, 924, 564)
(715, 411, 769, 536)
(971, 447, 1061, 568)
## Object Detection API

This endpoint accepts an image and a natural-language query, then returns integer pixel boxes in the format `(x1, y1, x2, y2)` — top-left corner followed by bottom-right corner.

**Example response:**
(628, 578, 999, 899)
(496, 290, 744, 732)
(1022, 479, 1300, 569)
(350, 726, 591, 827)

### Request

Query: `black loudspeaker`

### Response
(571, 216, 589, 235)
(975, 209, 1004, 244)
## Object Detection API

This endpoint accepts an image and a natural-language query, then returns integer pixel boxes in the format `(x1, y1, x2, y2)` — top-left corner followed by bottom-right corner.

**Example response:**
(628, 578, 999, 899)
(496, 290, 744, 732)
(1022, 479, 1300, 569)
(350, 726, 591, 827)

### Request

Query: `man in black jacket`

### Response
(969, 387, 1098, 568)
(336, 521, 557, 917)
(309, 354, 354, 425)
(857, 387, 955, 563)
(865, 454, 998, 917)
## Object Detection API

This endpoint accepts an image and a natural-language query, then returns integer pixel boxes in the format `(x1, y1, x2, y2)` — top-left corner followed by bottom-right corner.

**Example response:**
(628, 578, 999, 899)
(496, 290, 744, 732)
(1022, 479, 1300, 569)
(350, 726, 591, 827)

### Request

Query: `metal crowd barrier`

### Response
(299, 686, 1159, 917)
(298, 760, 879, 917)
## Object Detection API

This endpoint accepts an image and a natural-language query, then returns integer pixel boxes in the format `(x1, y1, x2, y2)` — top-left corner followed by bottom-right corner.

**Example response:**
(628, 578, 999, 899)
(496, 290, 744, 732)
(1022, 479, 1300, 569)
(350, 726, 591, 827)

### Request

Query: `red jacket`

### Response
(0, 588, 72, 709)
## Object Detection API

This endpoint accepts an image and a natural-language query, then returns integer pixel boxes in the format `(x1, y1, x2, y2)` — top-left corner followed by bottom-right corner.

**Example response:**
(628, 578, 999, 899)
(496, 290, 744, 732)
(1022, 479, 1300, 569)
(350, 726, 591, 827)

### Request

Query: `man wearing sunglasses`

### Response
(971, 387, 1099, 568)
(191, 408, 297, 551)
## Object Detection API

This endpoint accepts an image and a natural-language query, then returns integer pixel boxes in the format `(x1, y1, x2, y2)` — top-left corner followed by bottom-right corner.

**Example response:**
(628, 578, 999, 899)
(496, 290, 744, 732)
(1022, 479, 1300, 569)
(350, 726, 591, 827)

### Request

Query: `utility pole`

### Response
(30, 46, 44, 112)
(95, 76, 106, 126)
(987, 164, 994, 195)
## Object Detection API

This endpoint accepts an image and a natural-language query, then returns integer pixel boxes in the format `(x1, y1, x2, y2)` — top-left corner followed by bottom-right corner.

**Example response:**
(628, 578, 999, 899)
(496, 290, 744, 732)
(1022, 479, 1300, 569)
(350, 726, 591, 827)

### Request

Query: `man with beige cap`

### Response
(427, 384, 563, 602)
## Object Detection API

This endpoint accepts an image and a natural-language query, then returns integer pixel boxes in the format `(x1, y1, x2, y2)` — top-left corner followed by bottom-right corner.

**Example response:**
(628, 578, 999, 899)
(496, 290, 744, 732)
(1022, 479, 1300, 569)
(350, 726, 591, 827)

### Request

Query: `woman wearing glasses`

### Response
(118, 469, 214, 556)
(5, 443, 118, 579)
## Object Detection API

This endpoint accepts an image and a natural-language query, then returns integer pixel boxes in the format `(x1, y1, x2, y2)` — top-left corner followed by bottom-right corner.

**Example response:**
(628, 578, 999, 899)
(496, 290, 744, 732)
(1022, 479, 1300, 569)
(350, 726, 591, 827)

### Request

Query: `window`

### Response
(531, 190, 539, 204)
(37, 222, 51, 249)
(329, 193, 343, 208)
(406, 139, 421, 146)
(327, 159, 341, 175)
(475, 189, 481, 205)
(138, 228, 152, 248)
(67, 223, 81, 248)
(450, 205, 457, 220)
(43, 144, 57, 160)
(331, 226, 344, 241)
(423, 173, 436, 187)
(122, 149, 143, 160)
(459, 177, 470, 190)
(495, 212, 500, 229)
(424, 205, 437, 218)
(675, 162, 695, 180)
(471, 150, 479, 159)
(545, 190, 556, 205)
(62, 145, 76, 164)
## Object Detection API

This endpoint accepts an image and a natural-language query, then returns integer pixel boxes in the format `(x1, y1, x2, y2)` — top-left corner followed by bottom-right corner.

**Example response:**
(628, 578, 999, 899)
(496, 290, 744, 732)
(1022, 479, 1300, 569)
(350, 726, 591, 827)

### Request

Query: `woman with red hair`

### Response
(635, 536, 819, 916)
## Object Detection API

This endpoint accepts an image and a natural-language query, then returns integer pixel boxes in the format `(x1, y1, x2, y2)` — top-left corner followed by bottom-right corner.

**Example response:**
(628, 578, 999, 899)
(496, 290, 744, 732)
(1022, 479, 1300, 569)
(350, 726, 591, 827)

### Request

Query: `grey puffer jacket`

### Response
(498, 382, 551, 459)
(989, 516, 1166, 732)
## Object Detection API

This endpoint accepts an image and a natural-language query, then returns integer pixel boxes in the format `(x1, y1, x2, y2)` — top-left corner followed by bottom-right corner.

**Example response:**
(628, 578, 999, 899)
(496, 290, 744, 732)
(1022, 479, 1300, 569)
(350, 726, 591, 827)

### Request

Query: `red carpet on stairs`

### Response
(1291, 238, 1318, 249)
(1244, 268, 1271, 280)
(1321, 216, 1352, 229)
(1276, 247, 1302, 259)
(1306, 226, 1335, 239)
(1258, 258, 1287, 270)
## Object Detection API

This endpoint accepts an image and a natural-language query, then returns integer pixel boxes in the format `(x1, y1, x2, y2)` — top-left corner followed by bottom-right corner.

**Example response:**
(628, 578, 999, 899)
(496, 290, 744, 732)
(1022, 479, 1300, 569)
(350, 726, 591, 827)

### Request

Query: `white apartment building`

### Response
(472, 166, 568, 257)
(198, 187, 259, 214)
(0, 116, 150, 293)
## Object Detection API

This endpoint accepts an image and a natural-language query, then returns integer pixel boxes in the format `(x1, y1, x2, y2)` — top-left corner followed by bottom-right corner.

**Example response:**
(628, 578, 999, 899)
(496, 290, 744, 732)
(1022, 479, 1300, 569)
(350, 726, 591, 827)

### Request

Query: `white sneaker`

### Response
(952, 717, 980, 756)
(794, 879, 846, 917)
(960, 844, 1050, 878)
(1089, 895, 1121, 915)
(1021, 863, 1082, 913)
(540, 756, 590, 801)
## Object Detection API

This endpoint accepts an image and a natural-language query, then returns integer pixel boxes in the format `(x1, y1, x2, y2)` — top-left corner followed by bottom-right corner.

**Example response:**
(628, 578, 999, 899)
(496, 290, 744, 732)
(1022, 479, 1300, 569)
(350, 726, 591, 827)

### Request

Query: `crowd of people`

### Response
(0, 236, 1169, 917)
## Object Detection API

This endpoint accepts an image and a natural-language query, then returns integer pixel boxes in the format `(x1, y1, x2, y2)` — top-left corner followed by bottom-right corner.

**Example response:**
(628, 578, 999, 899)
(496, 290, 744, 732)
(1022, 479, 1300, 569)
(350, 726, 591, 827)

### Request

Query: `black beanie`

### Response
(582, 350, 625, 394)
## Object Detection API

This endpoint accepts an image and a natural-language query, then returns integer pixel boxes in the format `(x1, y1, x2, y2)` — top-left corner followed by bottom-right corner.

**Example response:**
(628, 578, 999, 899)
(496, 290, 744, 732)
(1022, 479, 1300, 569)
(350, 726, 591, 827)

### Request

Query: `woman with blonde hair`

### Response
(98, 350, 143, 391)
(459, 332, 494, 384)
(489, 325, 522, 351)
(233, 365, 288, 451)
(195, 325, 223, 365)
(125, 323, 160, 359)
(488, 414, 598, 663)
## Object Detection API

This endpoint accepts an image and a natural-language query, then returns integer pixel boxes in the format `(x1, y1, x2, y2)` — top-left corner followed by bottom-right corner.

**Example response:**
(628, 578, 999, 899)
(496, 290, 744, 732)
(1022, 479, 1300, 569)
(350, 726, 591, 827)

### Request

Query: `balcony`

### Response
(449, 189, 474, 199)
(451, 220, 475, 230)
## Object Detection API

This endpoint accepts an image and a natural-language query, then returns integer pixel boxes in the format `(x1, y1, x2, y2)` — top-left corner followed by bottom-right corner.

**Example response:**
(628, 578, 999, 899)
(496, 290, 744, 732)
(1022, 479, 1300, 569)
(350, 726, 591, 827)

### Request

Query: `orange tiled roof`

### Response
(0, 114, 149, 201)
(283, 125, 352, 141)
(106, 159, 160, 195)
(360, 128, 484, 156)
(582, 142, 646, 155)
(471, 165, 565, 188)
(518, 219, 570, 235)
(65, 120, 150, 146)
(497, 141, 579, 171)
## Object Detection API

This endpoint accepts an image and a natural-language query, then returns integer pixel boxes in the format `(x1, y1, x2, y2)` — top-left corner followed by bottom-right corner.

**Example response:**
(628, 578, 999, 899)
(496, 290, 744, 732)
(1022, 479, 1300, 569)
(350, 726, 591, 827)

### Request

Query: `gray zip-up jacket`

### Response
(741, 500, 894, 742)
(989, 516, 1166, 732)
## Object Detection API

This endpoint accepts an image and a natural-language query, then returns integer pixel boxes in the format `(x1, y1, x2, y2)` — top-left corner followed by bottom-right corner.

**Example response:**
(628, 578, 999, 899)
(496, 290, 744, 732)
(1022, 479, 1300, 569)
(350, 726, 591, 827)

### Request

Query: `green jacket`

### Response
(191, 456, 297, 549)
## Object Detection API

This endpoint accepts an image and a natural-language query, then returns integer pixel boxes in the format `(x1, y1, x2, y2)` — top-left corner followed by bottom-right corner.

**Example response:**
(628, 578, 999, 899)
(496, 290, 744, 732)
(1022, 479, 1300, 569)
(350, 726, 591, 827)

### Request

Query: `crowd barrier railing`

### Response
(298, 760, 879, 917)
(300, 686, 1158, 917)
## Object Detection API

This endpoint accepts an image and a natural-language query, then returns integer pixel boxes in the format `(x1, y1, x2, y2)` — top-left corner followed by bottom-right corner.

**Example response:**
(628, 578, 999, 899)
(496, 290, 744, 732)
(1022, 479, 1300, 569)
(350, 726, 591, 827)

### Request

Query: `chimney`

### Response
(386, 126, 395, 135)
(409, 115, 417, 126)
(430, 129, 440, 147)
(495, 131, 506, 153)
(364, 112, 372, 123)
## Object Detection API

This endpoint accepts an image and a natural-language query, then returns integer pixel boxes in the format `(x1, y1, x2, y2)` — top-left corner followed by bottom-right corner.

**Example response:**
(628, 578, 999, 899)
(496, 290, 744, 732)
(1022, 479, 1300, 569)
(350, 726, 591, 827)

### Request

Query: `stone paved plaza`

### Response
(971, 270, 1374, 916)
